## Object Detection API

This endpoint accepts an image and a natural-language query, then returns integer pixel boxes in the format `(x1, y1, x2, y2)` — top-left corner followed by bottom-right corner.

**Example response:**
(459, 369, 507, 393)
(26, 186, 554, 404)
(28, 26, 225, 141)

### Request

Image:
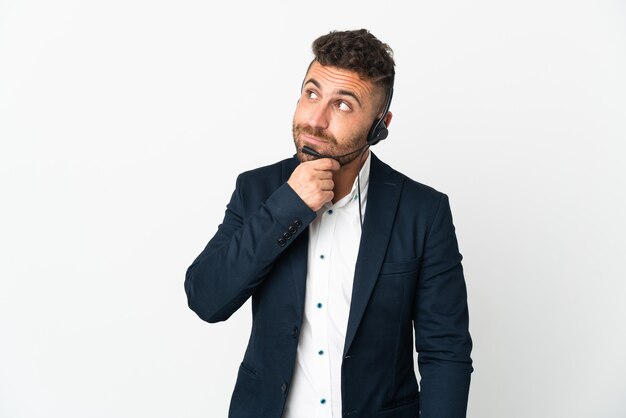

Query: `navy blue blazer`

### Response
(185, 153, 473, 418)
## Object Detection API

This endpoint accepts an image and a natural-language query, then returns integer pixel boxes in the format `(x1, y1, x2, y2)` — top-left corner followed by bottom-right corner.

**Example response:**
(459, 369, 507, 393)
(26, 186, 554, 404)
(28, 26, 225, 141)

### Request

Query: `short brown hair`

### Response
(311, 29, 395, 92)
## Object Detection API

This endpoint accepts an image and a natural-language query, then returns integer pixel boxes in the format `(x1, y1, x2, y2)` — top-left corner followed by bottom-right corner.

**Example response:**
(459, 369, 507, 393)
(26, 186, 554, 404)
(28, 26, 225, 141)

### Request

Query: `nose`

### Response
(308, 104, 330, 130)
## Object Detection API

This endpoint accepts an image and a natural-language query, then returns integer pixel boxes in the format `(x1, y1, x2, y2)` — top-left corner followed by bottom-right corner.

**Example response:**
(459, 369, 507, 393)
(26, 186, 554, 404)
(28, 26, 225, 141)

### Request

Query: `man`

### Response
(185, 29, 473, 418)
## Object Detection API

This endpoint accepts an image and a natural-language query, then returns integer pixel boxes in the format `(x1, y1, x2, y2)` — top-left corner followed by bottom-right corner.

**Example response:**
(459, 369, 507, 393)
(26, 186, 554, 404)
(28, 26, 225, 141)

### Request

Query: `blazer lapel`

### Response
(343, 153, 404, 356)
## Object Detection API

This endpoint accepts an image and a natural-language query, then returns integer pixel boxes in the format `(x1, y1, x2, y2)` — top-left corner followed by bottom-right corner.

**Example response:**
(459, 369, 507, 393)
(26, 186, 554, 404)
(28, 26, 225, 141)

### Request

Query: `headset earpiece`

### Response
(367, 120, 389, 146)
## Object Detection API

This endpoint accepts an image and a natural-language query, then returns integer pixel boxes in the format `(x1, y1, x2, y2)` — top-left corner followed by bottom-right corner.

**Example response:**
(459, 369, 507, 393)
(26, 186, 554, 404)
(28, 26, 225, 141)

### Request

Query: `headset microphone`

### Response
(301, 144, 369, 162)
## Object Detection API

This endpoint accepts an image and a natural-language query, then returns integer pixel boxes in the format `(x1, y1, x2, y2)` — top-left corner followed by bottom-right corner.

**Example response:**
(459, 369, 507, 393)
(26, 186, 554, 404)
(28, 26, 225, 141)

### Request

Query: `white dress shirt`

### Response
(283, 152, 371, 418)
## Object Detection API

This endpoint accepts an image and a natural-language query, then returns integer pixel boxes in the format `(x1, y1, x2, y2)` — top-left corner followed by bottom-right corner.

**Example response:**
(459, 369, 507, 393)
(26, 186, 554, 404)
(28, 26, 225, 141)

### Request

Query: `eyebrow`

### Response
(303, 78, 362, 107)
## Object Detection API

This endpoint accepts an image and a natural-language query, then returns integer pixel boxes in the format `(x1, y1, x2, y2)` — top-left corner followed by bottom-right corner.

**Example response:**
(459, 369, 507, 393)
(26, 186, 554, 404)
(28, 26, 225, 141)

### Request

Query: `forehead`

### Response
(304, 61, 376, 103)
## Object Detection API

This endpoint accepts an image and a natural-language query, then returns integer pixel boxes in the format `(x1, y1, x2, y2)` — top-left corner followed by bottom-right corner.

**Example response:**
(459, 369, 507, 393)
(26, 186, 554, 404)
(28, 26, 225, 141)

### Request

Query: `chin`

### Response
(296, 149, 317, 163)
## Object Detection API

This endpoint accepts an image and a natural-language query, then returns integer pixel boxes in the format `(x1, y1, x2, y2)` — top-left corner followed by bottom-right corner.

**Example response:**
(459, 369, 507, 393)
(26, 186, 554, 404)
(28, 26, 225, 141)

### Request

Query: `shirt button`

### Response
(317, 303, 323, 308)
(320, 254, 325, 260)
(318, 350, 324, 355)
(327, 209, 333, 215)
(320, 399, 327, 404)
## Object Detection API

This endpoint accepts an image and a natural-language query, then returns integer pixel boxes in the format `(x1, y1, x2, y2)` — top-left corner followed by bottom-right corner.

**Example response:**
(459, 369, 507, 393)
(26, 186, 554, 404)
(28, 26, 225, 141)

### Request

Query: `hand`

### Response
(287, 158, 340, 212)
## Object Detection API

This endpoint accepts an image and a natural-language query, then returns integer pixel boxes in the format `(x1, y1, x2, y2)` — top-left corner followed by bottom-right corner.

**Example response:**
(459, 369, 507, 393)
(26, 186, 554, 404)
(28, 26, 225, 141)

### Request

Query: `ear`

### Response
(383, 111, 393, 128)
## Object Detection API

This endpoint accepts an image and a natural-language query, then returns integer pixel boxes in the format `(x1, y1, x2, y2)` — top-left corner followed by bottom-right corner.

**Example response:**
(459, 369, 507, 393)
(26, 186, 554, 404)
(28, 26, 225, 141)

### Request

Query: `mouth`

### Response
(300, 133, 328, 146)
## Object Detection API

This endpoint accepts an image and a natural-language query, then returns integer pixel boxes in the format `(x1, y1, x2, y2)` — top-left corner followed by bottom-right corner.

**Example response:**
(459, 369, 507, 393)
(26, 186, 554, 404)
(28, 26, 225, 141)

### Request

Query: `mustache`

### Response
(294, 124, 337, 144)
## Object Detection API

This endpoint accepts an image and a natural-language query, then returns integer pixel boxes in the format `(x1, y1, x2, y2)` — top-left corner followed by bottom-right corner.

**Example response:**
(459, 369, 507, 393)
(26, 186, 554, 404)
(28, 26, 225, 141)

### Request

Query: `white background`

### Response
(1, 1, 625, 417)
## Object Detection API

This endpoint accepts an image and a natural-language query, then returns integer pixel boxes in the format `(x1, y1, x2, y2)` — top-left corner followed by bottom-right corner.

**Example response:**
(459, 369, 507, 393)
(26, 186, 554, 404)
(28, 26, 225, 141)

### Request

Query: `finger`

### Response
(317, 170, 334, 180)
(313, 158, 340, 171)
(318, 179, 334, 191)
(328, 159, 340, 171)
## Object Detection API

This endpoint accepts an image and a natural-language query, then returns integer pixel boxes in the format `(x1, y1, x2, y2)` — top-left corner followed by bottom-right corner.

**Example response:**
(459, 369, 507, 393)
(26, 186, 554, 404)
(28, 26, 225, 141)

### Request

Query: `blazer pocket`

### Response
(379, 258, 421, 276)
(378, 396, 420, 417)
(230, 362, 260, 415)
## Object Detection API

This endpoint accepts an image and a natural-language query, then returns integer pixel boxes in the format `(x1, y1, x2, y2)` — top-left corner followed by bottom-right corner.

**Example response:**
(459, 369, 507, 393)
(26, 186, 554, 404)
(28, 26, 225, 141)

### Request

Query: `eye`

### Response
(337, 101, 352, 112)
(306, 90, 319, 100)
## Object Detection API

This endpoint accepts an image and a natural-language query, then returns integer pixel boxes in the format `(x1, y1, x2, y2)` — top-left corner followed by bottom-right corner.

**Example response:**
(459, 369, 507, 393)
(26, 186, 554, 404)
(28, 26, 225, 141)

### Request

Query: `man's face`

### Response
(292, 61, 383, 166)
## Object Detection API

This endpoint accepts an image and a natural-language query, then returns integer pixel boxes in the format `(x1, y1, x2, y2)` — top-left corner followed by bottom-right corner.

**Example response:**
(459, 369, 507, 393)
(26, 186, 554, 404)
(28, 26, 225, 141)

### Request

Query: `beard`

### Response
(292, 121, 368, 166)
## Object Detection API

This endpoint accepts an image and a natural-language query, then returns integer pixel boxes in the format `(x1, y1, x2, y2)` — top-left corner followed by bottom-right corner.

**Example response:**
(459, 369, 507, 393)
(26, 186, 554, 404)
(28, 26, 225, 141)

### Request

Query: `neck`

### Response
(331, 150, 369, 203)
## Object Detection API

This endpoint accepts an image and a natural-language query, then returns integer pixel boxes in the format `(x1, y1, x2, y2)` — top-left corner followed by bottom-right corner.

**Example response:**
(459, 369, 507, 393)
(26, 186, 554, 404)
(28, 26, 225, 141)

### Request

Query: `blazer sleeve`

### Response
(414, 193, 473, 418)
(184, 174, 315, 323)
